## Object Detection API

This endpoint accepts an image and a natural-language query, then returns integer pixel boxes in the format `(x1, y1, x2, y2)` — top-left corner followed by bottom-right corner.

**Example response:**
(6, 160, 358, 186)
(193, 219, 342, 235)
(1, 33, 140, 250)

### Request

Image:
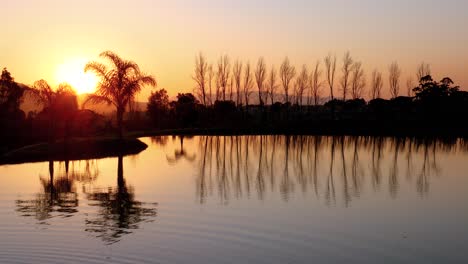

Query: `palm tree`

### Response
(30, 80, 78, 142)
(84, 51, 156, 138)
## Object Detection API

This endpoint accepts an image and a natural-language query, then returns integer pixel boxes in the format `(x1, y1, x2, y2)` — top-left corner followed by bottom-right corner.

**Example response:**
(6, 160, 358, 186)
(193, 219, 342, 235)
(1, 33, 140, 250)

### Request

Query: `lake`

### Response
(1, 135, 467, 263)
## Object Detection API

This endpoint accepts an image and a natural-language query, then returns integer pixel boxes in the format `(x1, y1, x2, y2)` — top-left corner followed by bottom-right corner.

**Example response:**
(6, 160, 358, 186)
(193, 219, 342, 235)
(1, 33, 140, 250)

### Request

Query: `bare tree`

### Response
(279, 57, 296, 104)
(416, 62, 431, 82)
(233, 60, 243, 106)
(193, 52, 208, 106)
(406, 77, 415, 97)
(294, 64, 308, 106)
(207, 64, 214, 105)
(255, 57, 266, 105)
(266, 66, 277, 105)
(229, 76, 234, 101)
(324, 53, 337, 100)
(243, 62, 253, 107)
(309, 60, 322, 105)
(389, 62, 401, 98)
(370, 69, 383, 99)
(217, 55, 230, 101)
(350, 62, 365, 99)
(340, 51, 353, 100)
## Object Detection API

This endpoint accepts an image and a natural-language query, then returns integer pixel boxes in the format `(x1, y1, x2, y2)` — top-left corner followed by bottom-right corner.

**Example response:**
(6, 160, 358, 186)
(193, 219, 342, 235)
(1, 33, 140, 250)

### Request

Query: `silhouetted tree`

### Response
(175, 93, 199, 127)
(370, 69, 383, 99)
(243, 62, 253, 107)
(217, 55, 230, 101)
(389, 62, 401, 98)
(416, 62, 431, 82)
(340, 51, 353, 100)
(233, 60, 243, 106)
(30, 80, 78, 141)
(193, 52, 208, 106)
(294, 65, 308, 105)
(266, 66, 278, 105)
(350, 61, 365, 99)
(147, 88, 169, 128)
(309, 61, 322, 105)
(207, 64, 214, 105)
(280, 57, 296, 104)
(324, 53, 337, 100)
(84, 51, 156, 138)
(406, 77, 415, 97)
(255, 57, 266, 105)
(0, 68, 25, 115)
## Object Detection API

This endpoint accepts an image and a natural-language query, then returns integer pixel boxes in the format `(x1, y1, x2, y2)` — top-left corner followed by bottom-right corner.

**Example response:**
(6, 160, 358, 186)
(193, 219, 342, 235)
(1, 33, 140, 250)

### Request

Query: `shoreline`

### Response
(0, 137, 147, 165)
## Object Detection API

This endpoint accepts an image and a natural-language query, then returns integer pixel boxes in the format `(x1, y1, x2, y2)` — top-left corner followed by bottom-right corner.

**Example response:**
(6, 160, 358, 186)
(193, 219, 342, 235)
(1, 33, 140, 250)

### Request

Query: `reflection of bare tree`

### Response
(166, 136, 196, 165)
(371, 137, 383, 190)
(351, 137, 363, 198)
(389, 138, 401, 198)
(16, 160, 78, 222)
(84, 156, 157, 245)
(280, 136, 294, 201)
(340, 136, 350, 207)
(192, 135, 452, 206)
(150, 136, 169, 146)
(256, 136, 265, 200)
(325, 137, 337, 206)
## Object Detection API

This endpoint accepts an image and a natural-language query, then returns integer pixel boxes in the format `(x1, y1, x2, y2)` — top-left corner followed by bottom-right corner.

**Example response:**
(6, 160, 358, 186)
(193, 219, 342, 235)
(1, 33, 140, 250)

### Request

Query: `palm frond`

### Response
(82, 94, 114, 108)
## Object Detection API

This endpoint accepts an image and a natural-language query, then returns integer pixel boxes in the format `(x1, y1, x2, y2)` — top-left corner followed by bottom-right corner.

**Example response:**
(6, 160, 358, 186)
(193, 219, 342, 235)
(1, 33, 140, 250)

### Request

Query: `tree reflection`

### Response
(16, 160, 79, 222)
(84, 156, 157, 245)
(166, 136, 196, 164)
(192, 135, 464, 206)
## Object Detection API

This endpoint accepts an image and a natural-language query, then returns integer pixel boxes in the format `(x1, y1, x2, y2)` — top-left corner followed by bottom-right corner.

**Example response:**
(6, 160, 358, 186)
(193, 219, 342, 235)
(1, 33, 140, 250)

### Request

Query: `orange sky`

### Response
(2, 0, 467, 100)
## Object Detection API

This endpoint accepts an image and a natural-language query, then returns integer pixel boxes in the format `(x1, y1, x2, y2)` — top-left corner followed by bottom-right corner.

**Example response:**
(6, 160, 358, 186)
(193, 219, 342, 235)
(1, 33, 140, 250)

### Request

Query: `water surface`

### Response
(1, 136, 467, 263)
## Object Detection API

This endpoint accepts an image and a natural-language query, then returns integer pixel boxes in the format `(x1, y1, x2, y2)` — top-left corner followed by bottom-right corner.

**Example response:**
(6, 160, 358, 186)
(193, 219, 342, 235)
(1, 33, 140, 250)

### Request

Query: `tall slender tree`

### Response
(389, 62, 401, 98)
(309, 61, 322, 105)
(217, 55, 230, 101)
(340, 51, 353, 100)
(255, 57, 266, 105)
(233, 60, 243, 106)
(324, 53, 337, 101)
(279, 57, 296, 104)
(416, 62, 431, 82)
(243, 62, 253, 107)
(84, 51, 156, 138)
(370, 69, 383, 99)
(294, 65, 309, 106)
(350, 62, 365, 99)
(193, 52, 208, 106)
(266, 66, 277, 105)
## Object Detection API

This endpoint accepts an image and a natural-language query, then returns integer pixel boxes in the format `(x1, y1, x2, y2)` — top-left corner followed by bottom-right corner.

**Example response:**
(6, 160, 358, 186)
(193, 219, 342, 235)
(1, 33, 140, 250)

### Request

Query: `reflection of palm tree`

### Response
(16, 160, 78, 222)
(85, 156, 157, 245)
(166, 136, 196, 164)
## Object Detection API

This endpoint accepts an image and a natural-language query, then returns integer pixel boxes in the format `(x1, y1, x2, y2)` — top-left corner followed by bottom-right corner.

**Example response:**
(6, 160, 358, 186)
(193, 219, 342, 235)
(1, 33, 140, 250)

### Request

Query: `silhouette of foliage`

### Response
(83, 51, 156, 138)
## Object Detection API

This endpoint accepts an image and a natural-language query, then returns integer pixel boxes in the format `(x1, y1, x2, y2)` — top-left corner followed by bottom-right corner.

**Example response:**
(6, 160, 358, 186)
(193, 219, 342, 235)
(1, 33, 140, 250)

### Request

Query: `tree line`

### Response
(191, 52, 438, 106)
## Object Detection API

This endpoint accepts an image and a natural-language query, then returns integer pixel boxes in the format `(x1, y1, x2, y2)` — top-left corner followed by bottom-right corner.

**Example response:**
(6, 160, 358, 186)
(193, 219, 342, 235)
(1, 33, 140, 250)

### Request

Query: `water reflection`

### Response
(15, 160, 82, 222)
(15, 156, 157, 245)
(186, 136, 468, 206)
(166, 136, 196, 165)
(84, 156, 157, 245)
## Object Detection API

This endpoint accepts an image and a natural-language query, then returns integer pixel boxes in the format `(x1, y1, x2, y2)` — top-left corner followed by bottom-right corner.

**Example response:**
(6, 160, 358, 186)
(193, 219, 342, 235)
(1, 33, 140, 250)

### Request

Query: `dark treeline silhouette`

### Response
(143, 53, 468, 136)
(153, 135, 467, 206)
(1, 52, 468, 157)
(15, 156, 157, 245)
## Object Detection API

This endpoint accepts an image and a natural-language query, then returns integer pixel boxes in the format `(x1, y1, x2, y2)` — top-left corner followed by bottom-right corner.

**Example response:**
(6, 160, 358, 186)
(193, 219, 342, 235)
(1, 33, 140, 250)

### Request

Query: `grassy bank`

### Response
(0, 137, 147, 165)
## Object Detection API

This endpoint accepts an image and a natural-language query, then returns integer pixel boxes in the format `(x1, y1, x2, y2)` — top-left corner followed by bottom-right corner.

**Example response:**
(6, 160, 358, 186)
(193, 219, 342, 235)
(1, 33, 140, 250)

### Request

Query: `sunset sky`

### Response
(2, 0, 467, 100)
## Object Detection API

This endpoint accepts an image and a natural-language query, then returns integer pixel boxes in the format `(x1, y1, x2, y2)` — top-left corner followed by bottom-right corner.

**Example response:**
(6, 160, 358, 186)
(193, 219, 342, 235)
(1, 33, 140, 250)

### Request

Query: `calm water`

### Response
(1, 136, 468, 263)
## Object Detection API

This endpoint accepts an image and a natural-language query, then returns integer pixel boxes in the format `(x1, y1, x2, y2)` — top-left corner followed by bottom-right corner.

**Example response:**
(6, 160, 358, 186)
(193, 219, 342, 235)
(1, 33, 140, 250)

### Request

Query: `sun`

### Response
(55, 58, 98, 94)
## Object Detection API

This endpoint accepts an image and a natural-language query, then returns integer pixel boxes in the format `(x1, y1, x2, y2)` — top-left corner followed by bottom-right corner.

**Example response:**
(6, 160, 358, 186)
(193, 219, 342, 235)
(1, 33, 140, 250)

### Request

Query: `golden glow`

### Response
(55, 58, 98, 94)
